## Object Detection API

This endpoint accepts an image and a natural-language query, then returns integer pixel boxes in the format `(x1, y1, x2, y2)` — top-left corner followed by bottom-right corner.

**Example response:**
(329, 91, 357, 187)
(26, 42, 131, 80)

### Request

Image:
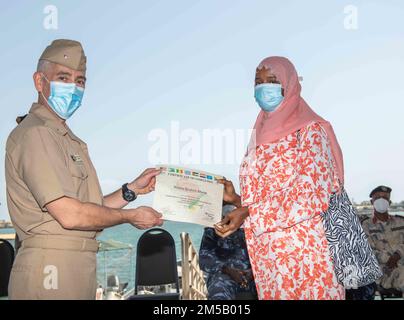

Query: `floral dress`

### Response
(240, 122, 345, 300)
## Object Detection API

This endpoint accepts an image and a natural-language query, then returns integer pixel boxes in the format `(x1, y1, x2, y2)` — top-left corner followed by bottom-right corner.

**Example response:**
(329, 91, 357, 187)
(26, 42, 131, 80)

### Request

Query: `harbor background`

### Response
(1, 1, 404, 223)
(2, 209, 404, 290)
(0, 220, 205, 289)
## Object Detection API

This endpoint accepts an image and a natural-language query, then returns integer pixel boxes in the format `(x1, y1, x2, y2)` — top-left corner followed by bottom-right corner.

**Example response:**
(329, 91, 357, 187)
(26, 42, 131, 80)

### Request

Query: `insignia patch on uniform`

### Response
(71, 154, 83, 163)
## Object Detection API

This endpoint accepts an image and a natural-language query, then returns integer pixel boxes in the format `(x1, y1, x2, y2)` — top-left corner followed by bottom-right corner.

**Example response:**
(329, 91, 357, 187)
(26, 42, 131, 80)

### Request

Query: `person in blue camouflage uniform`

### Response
(345, 282, 377, 300)
(199, 206, 257, 300)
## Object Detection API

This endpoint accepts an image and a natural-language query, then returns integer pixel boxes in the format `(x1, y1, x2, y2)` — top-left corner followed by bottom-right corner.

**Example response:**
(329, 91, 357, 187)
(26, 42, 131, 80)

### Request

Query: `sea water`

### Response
(96, 220, 204, 289)
(2, 212, 403, 291)
(0, 221, 205, 290)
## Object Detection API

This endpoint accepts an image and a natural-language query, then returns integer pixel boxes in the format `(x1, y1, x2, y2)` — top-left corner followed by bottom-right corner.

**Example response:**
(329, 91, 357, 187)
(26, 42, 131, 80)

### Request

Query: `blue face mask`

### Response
(41, 75, 84, 120)
(254, 83, 284, 112)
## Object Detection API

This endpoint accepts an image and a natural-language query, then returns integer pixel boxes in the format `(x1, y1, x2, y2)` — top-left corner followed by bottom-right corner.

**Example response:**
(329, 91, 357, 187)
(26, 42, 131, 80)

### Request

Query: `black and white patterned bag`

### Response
(321, 189, 383, 288)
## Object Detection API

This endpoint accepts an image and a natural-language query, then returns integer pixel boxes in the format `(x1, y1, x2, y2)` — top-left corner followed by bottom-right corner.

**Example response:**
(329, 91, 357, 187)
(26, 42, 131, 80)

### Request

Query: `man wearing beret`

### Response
(362, 185, 404, 296)
(5, 39, 164, 299)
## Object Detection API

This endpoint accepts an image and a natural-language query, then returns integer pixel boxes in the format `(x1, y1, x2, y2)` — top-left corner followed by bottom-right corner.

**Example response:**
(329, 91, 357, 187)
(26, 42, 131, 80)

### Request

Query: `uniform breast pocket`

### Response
(69, 161, 89, 198)
(71, 164, 88, 180)
(68, 155, 89, 181)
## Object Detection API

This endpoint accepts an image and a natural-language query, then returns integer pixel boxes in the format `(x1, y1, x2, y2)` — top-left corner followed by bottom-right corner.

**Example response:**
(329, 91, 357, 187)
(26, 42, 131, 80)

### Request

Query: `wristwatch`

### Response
(122, 183, 137, 202)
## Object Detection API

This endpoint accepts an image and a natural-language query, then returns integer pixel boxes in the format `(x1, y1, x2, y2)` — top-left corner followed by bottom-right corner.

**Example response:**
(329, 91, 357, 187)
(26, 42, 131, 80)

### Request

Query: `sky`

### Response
(0, 0, 403, 220)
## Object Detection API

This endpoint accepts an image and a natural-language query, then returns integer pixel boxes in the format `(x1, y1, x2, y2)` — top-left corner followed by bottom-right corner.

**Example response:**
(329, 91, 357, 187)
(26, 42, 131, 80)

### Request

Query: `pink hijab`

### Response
(250, 56, 344, 184)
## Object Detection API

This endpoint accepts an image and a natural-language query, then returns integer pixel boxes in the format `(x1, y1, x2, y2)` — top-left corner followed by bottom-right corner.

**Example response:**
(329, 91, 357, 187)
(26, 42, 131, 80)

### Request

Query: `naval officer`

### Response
(5, 39, 163, 299)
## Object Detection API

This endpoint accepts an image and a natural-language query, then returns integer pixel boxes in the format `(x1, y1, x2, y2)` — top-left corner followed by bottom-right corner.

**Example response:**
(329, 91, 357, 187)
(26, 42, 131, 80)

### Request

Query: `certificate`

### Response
(152, 165, 224, 227)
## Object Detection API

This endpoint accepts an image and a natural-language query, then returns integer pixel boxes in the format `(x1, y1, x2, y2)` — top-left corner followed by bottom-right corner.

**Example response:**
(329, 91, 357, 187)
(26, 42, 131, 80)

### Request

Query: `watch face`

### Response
(124, 190, 136, 201)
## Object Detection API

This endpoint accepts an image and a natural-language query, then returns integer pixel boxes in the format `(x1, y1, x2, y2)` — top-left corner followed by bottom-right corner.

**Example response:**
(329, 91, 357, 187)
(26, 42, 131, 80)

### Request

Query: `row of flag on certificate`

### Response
(159, 166, 221, 181)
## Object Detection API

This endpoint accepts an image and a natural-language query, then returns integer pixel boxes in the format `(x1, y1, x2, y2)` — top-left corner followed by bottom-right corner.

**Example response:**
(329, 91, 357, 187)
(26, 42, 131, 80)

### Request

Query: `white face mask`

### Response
(373, 198, 390, 214)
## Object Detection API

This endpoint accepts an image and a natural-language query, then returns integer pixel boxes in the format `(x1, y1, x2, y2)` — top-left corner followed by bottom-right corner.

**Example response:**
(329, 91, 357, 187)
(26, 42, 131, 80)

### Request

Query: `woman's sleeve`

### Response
(248, 123, 338, 237)
(240, 152, 259, 206)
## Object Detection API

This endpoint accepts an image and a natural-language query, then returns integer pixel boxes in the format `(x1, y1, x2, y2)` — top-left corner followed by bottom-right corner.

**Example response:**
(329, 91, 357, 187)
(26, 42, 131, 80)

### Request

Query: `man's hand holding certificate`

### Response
(152, 166, 224, 227)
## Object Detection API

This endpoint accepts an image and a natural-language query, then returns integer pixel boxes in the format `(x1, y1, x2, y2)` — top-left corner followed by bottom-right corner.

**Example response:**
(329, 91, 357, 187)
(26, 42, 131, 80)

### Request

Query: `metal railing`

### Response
(180, 232, 207, 300)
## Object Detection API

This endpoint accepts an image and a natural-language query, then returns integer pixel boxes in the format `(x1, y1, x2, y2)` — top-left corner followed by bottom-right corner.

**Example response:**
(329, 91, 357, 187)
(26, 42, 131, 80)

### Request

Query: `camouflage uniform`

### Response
(362, 215, 404, 292)
(345, 282, 377, 300)
(199, 228, 257, 300)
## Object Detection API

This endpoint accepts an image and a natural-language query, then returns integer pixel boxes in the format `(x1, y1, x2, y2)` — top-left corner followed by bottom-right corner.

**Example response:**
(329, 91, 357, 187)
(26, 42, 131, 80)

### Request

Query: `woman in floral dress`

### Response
(215, 56, 345, 300)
